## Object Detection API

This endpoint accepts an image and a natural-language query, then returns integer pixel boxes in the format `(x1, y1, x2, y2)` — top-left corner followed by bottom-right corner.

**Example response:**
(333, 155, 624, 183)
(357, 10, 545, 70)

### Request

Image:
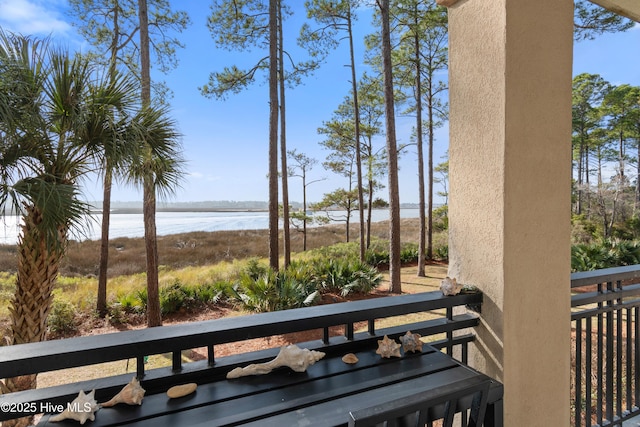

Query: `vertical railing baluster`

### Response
(208, 345, 215, 366)
(368, 319, 375, 336)
(633, 307, 640, 414)
(576, 317, 582, 427)
(172, 350, 182, 372)
(597, 282, 604, 425)
(323, 327, 330, 345)
(627, 307, 632, 415)
(616, 280, 623, 420)
(446, 307, 453, 356)
(586, 316, 593, 427)
(606, 281, 614, 424)
(345, 322, 354, 341)
(136, 356, 145, 380)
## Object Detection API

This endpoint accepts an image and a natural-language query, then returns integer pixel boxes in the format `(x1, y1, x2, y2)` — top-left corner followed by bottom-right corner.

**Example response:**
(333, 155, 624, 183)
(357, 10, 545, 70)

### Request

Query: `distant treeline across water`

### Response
(0, 209, 421, 245)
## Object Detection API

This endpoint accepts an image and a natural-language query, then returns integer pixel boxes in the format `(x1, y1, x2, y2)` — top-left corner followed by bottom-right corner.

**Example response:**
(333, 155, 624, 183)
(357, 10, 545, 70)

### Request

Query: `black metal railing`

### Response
(0, 290, 483, 422)
(571, 265, 640, 426)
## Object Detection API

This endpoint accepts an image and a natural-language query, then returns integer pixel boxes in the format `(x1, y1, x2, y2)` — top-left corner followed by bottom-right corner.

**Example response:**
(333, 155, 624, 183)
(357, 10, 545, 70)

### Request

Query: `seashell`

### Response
(399, 331, 423, 353)
(100, 376, 145, 407)
(167, 383, 197, 399)
(440, 276, 462, 296)
(375, 335, 402, 359)
(50, 389, 99, 424)
(341, 353, 359, 364)
(227, 345, 325, 379)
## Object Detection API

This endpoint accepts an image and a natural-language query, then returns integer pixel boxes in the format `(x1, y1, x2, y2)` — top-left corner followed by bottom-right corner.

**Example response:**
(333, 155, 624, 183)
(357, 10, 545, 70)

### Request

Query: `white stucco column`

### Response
(446, 0, 573, 424)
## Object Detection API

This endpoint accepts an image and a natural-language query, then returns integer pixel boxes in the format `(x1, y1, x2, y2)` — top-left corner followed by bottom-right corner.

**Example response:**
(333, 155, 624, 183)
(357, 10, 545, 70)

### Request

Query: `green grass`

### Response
(0, 260, 256, 319)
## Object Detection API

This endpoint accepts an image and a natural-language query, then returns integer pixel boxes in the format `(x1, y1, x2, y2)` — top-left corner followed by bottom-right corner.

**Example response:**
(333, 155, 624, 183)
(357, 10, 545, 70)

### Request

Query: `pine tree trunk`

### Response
(347, 7, 366, 263)
(380, 0, 402, 293)
(415, 29, 426, 277)
(278, 0, 291, 268)
(268, 0, 279, 270)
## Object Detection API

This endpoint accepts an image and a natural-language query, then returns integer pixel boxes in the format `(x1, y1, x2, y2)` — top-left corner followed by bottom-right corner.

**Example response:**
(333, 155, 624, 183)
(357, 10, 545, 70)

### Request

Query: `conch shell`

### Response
(441, 276, 462, 296)
(399, 331, 423, 353)
(376, 335, 402, 358)
(227, 345, 325, 379)
(100, 376, 145, 407)
(50, 389, 99, 424)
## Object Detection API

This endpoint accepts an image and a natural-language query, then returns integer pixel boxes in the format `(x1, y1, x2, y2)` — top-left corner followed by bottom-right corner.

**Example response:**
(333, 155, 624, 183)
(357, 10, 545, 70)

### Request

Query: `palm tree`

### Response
(0, 31, 100, 426)
(0, 31, 182, 423)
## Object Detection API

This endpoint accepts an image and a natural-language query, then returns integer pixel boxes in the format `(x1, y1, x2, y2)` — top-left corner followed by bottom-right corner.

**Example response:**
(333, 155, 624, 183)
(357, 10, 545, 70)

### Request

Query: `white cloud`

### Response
(188, 171, 221, 182)
(0, 0, 71, 36)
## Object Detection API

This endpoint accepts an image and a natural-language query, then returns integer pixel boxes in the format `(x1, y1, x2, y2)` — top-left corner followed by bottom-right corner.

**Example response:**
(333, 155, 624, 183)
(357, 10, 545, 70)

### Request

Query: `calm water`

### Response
(0, 209, 420, 245)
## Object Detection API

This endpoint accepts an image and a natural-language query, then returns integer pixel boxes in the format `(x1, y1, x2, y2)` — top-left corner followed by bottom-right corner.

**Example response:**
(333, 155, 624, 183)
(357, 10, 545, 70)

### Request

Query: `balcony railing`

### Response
(571, 265, 640, 426)
(0, 291, 487, 424)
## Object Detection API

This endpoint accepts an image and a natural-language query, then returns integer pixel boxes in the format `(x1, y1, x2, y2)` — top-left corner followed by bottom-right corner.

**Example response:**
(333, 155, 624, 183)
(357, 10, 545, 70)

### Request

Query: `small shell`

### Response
(441, 277, 462, 296)
(167, 383, 198, 399)
(399, 331, 423, 353)
(100, 377, 145, 407)
(50, 389, 99, 424)
(375, 335, 402, 359)
(341, 353, 359, 364)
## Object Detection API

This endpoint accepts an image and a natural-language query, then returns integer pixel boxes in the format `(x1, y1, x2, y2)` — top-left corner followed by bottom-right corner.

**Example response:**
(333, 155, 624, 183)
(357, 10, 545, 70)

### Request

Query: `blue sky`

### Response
(0, 1, 639, 205)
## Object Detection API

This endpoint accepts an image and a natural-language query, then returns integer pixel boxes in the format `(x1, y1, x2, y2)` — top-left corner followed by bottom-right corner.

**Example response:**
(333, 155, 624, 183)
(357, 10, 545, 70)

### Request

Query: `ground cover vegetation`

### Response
(0, 218, 449, 336)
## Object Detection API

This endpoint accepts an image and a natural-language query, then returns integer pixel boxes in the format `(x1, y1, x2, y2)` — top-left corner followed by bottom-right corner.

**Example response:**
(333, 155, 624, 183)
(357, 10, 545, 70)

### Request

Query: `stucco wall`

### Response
(448, 0, 572, 424)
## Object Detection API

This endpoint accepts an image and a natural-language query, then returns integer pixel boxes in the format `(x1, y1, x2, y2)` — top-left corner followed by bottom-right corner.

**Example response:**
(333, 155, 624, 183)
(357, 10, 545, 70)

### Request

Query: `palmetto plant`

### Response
(233, 262, 319, 313)
(0, 31, 181, 422)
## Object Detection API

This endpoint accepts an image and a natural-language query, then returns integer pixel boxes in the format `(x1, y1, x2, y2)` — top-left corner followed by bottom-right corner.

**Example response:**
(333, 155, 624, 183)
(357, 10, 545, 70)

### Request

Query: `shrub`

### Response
(194, 280, 233, 304)
(311, 258, 381, 296)
(106, 303, 128, 325)
(116, 292, 145, 313)
(434, 243, 449, 261)
(48, 300, 77, 335)
(400, 243, 419, 264)
(309, 242, 359, 262)
(570, 239, 640, 272)
(243, 258, 269, 281)
(159, 281, 195, 315)
(365, 240, 389, 266)
(233, 267, 318, 313)
(340, 261, 382, 296)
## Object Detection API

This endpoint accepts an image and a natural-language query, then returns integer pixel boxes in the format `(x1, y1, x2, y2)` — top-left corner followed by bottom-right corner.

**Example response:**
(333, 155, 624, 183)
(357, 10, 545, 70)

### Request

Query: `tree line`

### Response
(572, 74, 640, 240)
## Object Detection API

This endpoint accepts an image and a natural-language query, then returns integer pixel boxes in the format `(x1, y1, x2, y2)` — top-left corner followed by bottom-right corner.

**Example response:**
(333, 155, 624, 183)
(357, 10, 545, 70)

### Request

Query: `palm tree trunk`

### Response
(97, 168, 112, 317)
(144, 175, 162, 327)
(138, 0, 161, 327)
(5, 205, 65, 427)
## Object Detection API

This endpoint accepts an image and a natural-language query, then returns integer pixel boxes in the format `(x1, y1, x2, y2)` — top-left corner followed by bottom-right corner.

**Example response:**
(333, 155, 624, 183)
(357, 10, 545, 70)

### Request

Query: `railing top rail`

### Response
(571, 264, 640, 288)
(0, 290, 481, 379)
